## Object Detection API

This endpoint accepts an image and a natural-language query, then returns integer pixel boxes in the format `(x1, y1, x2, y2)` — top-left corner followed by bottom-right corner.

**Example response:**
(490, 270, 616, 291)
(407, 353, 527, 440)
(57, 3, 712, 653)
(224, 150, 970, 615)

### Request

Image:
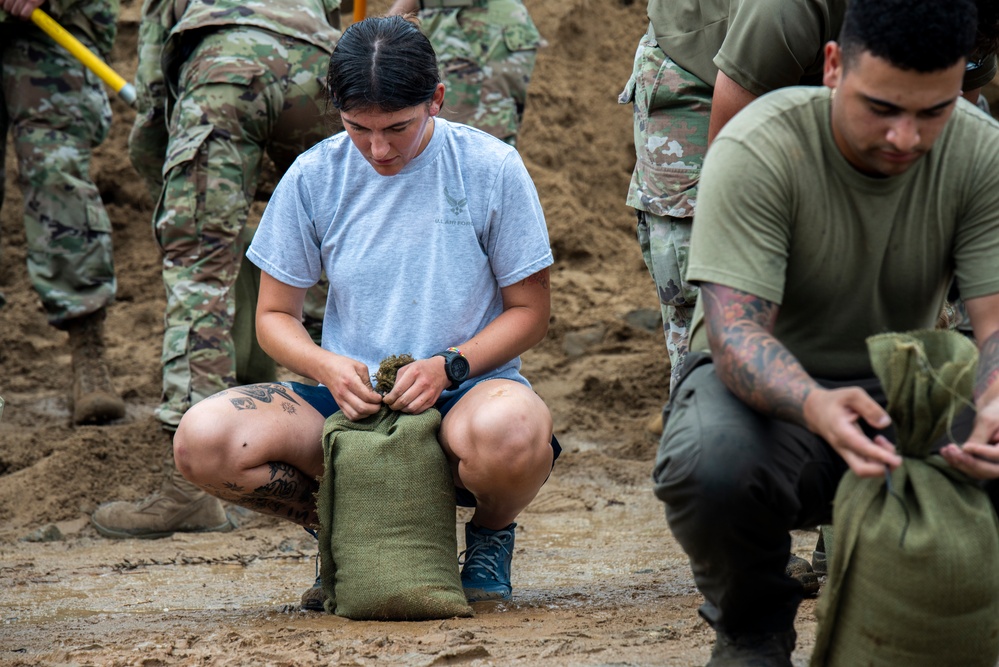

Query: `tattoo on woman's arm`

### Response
(524, 268, 550, 289)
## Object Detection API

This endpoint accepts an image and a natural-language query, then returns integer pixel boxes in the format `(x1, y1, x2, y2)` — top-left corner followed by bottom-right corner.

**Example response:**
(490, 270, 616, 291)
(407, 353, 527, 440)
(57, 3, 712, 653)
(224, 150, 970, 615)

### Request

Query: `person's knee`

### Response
(461, 397, 552, 482)
(474, 414, 548, 474)
(173, 401, 227, 483)
(655, 420, 765, 523)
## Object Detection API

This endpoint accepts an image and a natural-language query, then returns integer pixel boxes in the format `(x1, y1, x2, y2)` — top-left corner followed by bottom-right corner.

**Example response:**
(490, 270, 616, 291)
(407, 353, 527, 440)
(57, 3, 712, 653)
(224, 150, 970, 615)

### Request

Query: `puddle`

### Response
(2, 559, 309, 625)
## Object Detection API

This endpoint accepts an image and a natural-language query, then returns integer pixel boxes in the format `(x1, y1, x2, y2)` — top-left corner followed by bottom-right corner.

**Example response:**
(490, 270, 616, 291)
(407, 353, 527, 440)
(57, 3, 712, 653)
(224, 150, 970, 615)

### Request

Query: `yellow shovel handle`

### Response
(29, 8, 136, 106)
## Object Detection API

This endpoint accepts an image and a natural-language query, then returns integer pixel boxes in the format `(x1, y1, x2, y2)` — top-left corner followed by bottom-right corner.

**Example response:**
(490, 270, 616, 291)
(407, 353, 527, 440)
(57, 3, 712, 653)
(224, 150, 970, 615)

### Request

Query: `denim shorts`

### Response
(283, 380, 561, 507)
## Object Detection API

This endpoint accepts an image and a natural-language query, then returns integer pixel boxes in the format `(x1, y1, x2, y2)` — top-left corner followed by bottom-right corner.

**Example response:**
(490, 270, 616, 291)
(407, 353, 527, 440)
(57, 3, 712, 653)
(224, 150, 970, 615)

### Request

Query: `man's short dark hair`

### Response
(840, 0, 978, 72)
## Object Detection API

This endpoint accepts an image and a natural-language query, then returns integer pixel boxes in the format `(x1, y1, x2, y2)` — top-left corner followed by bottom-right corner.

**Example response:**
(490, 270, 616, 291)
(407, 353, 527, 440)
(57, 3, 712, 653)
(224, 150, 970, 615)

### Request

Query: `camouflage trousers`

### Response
(0, 24, 115, 327)
(620, 25, 711, 392)
(419, 0, 541, 145)
(637, 210, 697, 393)
(129, 27, 332, 429)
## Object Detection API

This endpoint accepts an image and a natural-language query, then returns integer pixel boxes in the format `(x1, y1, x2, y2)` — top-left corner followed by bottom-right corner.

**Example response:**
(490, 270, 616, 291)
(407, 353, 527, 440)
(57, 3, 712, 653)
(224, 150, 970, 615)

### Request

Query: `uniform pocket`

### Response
(86, 199, 113, 233)
(186, 57, 263, 89)
(160, 323, 190, 369)
(502, 21, 541, 52)
(153, 123, 214, 254)
(162, 122, 214, 174)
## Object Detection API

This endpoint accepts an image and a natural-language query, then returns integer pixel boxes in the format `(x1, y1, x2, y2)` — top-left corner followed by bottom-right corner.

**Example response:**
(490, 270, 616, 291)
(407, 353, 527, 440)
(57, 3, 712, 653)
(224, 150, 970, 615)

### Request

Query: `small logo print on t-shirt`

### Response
(444, 186, 468, 215)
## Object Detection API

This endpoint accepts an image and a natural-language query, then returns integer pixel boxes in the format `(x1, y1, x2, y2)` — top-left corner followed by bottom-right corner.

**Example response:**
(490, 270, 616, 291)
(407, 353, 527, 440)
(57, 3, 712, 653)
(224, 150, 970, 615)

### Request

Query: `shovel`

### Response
(30, 8, 136, 107)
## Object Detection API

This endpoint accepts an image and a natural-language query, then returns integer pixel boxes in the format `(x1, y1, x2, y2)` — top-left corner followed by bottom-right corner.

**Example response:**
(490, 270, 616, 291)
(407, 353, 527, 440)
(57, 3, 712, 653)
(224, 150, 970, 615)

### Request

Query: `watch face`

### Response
(451, 355, 470, 381)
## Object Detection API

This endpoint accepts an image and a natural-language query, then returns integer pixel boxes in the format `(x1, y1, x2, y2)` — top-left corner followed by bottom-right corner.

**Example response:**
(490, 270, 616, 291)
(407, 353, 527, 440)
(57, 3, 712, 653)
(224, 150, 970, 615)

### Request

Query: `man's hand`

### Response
(382, 357, 449, 414)
(940, 400, 999, 479)
(321, 355, 382, 421)
(1, 0, 45, 19)
(803, 387, 900, 478)
(948, 297, 999, 478)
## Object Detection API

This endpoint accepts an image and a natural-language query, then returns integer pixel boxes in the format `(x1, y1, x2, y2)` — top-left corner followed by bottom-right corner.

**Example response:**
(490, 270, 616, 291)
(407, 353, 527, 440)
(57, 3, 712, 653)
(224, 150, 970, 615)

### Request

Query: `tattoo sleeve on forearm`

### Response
(975, 330, 999, 403)
(701, 283, 817, 425)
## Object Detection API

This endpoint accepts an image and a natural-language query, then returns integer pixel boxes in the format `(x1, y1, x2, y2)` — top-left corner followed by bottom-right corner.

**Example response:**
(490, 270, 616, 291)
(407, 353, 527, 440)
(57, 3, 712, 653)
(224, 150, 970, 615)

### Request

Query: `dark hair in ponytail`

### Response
(327, 15, 441, 113)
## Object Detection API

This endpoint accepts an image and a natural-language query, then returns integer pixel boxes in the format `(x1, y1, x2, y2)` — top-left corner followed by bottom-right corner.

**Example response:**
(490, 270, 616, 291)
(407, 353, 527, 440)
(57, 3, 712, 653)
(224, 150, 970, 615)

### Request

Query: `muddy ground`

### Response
(2, 1, 996, 665)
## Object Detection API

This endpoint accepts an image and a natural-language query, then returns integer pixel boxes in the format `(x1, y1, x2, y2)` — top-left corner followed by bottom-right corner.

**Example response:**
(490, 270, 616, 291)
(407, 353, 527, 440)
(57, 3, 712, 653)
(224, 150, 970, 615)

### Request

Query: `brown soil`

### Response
(3, 1, 995, 665)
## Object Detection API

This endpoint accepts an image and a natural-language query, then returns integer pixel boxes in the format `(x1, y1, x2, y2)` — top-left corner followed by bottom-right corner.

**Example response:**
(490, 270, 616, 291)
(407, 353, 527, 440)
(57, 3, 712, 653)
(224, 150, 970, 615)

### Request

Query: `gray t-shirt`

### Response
(247, 118, 553, 387)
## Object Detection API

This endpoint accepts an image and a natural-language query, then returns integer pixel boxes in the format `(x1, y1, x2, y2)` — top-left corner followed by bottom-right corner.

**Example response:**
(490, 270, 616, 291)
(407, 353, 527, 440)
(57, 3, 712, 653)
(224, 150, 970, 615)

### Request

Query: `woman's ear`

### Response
(430, 82, 446, 116)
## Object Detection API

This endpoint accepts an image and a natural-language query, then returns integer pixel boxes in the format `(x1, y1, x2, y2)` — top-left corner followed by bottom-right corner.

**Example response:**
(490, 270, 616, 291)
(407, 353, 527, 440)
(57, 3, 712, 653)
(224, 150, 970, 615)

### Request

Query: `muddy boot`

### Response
(301, 534, 326, 611)
(301, 576, 326, 611)
(67, 309, 125, 425)
(91, 466, 232, 539)
(708, 628, 796, 667)
(786, 554, 819, 598)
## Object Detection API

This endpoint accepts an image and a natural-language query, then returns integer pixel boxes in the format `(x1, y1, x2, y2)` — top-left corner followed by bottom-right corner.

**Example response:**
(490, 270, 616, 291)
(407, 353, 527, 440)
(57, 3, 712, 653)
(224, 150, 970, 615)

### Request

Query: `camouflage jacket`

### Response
(0, 0, 118, 56)
(133, 0, 340, 117)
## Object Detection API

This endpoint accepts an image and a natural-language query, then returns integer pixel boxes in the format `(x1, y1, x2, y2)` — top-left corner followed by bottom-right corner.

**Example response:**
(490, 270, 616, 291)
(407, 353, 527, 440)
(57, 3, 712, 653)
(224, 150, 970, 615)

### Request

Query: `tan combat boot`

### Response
(91, 466, 233, 539)
(66, 309, 125, 424)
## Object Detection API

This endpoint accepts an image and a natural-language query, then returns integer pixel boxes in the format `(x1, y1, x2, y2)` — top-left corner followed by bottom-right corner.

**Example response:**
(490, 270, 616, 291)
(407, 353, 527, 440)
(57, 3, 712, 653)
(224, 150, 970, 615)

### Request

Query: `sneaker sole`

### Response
(90, 517, 233, 540)
(463, 587, 511, 603)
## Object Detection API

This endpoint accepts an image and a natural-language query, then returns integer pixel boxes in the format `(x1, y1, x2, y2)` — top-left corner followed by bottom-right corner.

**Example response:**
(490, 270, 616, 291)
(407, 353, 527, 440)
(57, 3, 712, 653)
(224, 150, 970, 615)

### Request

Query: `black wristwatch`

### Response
(434, 347, 470, 390)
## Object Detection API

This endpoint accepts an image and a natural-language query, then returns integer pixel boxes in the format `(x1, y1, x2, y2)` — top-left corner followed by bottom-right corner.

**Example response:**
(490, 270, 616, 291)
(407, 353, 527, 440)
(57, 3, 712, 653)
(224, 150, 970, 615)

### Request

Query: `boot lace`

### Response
(458, 529, 513, 581)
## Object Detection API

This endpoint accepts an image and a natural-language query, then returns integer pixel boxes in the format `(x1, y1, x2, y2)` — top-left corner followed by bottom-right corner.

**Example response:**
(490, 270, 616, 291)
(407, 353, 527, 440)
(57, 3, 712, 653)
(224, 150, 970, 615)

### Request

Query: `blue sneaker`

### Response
(459, 522, 516, 602)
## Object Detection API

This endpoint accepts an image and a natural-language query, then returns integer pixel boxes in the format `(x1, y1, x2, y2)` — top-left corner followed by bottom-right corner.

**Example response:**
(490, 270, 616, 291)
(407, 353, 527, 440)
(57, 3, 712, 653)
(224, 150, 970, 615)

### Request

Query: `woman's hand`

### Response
(320, 354, 383, 421)
(382, 356, 450, 414)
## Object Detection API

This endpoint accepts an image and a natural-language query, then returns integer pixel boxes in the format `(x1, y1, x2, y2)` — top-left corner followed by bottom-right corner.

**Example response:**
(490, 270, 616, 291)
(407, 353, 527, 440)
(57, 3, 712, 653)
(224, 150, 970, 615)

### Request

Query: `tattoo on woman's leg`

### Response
(228, 384, 300, 411)
(237, 462, 318, 525)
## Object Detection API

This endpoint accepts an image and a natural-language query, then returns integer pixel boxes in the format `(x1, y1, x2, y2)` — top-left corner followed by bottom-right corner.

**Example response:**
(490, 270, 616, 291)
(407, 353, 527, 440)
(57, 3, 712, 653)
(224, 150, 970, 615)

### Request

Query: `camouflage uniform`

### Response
(127, 0, 341, 429)
(620, 0, 845, 393)
(619, 25, 710, 392)
(0, 0, 118, 327)
(417, 0, 541, 145)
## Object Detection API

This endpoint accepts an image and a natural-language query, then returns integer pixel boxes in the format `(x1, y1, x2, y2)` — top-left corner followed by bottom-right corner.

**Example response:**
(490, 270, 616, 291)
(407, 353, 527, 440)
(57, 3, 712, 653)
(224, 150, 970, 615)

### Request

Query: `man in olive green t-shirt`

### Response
(652, 0, 999, 663)
(622, 0, 997, 397)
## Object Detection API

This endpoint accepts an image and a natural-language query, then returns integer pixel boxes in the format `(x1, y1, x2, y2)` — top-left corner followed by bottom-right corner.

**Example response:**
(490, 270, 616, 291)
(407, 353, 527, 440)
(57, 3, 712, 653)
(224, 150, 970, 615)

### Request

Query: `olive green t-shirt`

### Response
(686, 87, 999, 379)
(647, 0, 847, 95)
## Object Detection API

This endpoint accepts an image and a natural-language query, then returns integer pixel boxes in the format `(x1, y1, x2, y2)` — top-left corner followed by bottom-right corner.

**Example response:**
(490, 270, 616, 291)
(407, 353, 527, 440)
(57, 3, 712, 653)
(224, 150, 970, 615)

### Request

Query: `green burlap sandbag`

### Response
(315, 387, 472, 620)
(811, 330, 999, 667)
